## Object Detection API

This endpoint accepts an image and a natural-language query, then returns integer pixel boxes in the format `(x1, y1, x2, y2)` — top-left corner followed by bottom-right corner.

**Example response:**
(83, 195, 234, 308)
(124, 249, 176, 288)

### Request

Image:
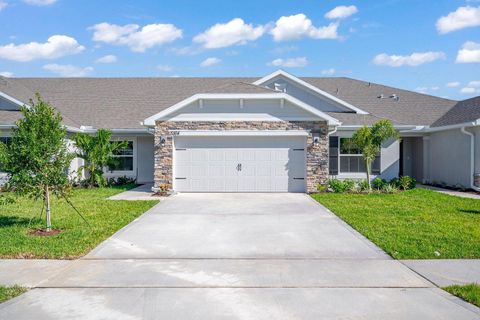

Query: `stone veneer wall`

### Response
(154, 121, 329, 193)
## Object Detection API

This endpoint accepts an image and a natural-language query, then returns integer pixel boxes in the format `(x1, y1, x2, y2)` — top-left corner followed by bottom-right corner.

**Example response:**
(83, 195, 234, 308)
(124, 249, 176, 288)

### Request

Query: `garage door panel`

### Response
(190, 165, 207, 177)
(174, 136, 306, 193)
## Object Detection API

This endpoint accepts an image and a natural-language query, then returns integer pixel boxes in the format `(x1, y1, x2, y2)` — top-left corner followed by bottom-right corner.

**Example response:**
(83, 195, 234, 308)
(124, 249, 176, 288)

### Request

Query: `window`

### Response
(0, 137, 11, 145)
(329, 137, 380, 174)
(108, 141, 134, 172)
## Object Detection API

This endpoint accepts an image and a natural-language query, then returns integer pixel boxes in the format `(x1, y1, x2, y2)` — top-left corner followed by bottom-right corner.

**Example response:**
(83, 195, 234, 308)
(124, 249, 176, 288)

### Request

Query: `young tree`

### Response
(73, 129, 127, 187)
(0, 94, 73, 231)
(351, 120, 399, 189)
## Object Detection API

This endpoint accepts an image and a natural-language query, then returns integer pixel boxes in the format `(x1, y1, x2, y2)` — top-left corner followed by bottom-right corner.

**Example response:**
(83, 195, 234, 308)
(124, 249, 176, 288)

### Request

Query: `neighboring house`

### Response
(0, 70, 479, 193)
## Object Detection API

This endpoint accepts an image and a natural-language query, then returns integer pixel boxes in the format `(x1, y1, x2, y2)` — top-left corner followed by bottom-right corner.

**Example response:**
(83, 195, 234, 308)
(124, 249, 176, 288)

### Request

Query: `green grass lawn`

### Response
(0, 286, 27, 303)
(311, 188, 480, 259)
(444, 284, 480, 307)
(0, 186, 159, 259)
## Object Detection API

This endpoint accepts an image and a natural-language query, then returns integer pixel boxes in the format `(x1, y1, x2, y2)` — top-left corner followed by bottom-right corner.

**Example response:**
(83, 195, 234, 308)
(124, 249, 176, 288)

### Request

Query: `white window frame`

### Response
(329, 136, 381, 178)
(104, 136, 137, 179)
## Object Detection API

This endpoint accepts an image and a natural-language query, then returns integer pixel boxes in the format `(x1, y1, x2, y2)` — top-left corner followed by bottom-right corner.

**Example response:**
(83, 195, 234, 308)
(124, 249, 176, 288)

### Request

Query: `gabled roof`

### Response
(143, 93, 341, 126)
(431, 96, 480, 127)
(253, 70, 369, 114)
(0, 74, 463, 129)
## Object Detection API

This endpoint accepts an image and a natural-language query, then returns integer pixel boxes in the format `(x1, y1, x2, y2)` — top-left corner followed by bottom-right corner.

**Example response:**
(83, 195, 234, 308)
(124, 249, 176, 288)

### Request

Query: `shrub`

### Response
(343, 179, 356, 191)
(398, 176, 416, 190)
(358, 179, 370, 192)
(372, 177, 388, 190)
(107, 176, 137, 186)
(383, 184, 399, 194)
(328, 179, 349, 193)
(316, 183, 328, 193)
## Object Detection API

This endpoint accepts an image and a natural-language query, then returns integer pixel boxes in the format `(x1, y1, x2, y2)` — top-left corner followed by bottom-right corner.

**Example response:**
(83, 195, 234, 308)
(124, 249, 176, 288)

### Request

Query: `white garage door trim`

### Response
(173, 134, 307, 193)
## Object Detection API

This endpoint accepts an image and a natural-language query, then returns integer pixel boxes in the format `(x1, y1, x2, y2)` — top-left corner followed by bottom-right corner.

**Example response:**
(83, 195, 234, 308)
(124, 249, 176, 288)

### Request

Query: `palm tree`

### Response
(351, 120, 399, 189)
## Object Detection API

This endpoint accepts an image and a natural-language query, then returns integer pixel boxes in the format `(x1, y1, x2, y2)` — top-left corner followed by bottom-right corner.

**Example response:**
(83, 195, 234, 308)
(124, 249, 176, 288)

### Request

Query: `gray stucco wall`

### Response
(380, 138, 399, 180)
(473, 127, 480, 177)
(424, 129, 471, 188)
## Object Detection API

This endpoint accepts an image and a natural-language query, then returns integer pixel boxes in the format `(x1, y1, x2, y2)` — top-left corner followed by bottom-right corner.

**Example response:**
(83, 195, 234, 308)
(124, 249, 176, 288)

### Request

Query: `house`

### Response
(0, 70, 479, 193)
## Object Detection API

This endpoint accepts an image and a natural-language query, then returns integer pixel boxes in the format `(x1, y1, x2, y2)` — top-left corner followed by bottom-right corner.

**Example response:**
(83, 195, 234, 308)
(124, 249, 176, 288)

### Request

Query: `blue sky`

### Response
(0, 0, 479, 100)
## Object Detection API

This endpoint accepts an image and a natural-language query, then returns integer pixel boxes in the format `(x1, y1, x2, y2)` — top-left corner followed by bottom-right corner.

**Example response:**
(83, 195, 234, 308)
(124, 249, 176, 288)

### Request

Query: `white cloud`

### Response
(325, 5, 358, 20)
(268, 57, 308, 68)
(0, 35, 84, 62)
(157, 64, 173, 72)
(415, 86, 429, 93)
(90, 22, 182, 52)
(460, 87, 479, 94)
(270, 14, 338, 41)
(23, 0, 57, 5)
(436, 6, 480, 34)
(468, 80, 480, 87)
(321, 68, 336, 75)
(193, 18, 265, 49)
(95, 54, 117, 63)
(0, 1, 8, 11)
(446, 81, 460, 88)
(430, 86, 440, 91)
(200, 57, 221, 67)
(456, 41, 480, 63)
(372, 51, 446, 67)
(0, 71, 13, 77)
(43, 64, 93, 77)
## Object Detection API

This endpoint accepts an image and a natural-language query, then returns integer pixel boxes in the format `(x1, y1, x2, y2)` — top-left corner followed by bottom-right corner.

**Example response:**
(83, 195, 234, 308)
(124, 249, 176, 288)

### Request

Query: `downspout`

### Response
(460, 126, 480, 192)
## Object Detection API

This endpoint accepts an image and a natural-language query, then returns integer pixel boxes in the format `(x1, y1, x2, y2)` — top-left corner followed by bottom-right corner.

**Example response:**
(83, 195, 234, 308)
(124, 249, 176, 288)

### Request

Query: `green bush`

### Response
(382, 183, 399, 194)
(398, 176, 416, 190)
(316, 183, 328, 193)
(328, 179, 349, 193)
(358, 179, 370, 192)
(343, 179, 356, 191)
(372, 177, 388, 190)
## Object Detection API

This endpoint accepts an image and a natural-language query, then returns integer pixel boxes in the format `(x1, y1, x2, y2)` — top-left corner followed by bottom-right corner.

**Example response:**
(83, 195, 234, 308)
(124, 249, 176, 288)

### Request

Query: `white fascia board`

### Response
(252, 70, 369, 115)
(169, 130, 309, 137)
(337, 124, 420, 131)
(0, 91, 29, 109)
(65, 126, 149, 134)
(422, 120, 480, 133)
(142, 93, 341, 126)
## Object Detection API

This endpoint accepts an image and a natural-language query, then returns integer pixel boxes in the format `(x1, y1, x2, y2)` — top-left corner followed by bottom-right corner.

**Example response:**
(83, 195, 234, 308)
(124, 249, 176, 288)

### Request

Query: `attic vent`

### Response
(377, 94, 386, 99)
(390, 94, 400, 101)
(274, 83, 287, 92)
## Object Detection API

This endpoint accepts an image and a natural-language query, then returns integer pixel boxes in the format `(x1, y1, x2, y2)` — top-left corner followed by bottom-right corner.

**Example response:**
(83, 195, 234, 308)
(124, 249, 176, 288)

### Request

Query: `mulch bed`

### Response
(27, 228, 61, 237)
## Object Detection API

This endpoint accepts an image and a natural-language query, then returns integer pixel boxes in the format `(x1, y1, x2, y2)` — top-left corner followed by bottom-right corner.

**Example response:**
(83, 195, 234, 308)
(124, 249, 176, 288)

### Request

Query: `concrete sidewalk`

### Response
(418, 184, 480, 200)
(1, 193, 480, 319)
(0, 260, 71, 287)
(108, 184, 165, 201)
(402, 259, 480, 287)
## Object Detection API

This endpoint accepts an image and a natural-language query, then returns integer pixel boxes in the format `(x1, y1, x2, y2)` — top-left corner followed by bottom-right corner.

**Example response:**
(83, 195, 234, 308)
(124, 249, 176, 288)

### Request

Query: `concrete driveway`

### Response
(1, 193, 479, 319)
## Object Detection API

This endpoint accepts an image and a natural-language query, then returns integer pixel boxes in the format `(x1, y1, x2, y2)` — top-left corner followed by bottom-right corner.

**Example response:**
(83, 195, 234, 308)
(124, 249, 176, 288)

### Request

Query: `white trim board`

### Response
(168, 130, 310, 137)
(0, 91, 28, 110)
(142, 93, 341, 126)
(253, 70, 368, 115)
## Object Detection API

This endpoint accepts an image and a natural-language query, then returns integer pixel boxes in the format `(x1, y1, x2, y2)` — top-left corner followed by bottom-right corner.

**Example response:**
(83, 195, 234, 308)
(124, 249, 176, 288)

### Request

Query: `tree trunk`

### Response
(45, 185, 51, 231)
(366, 159, 372, 190)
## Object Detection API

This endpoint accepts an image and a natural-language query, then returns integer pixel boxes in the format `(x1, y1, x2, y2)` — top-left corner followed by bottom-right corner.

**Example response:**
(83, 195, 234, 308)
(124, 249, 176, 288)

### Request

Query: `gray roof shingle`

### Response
(0, 76, 468, 129)
(431, 96, 480, 127)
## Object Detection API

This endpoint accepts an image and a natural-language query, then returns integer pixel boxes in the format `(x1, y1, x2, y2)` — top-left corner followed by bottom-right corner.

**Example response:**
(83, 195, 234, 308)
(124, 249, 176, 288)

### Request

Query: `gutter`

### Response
(460, 126, 480, 192)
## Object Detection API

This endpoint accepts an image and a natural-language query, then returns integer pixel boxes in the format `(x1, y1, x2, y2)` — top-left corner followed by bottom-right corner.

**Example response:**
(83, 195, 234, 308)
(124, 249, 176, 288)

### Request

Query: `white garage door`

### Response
(173, 136, 306, 192)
